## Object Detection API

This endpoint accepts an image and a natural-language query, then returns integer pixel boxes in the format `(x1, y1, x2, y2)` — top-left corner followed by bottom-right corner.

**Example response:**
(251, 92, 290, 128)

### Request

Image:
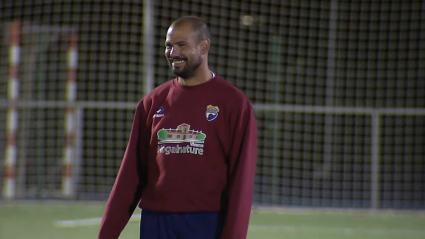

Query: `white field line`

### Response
(54, 215, 425, 236)
(54, 214, 141, 227)
(249, 225, 425, 236)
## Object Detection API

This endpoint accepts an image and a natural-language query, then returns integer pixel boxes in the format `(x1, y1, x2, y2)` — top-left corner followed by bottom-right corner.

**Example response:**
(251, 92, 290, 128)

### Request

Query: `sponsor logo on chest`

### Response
(153, 106, 165, 118)
(155, 105, 220, 156)
(157, 123, 206, 155)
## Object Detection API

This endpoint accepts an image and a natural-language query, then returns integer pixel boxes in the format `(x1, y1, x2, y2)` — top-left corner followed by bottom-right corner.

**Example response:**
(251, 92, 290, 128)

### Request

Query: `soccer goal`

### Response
(2, 21, 79, 199)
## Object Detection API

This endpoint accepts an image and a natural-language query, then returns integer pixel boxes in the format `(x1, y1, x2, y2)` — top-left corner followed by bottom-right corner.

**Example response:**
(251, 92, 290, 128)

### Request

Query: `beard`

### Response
(169, 55, 202, 79)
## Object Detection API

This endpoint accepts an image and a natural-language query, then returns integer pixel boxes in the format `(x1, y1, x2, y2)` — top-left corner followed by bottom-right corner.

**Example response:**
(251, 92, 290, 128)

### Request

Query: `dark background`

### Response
(0, 0, 424, 209)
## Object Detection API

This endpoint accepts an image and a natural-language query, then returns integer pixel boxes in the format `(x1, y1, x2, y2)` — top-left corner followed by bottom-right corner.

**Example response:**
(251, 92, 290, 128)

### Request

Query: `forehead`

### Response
(165, 25, 197, 43)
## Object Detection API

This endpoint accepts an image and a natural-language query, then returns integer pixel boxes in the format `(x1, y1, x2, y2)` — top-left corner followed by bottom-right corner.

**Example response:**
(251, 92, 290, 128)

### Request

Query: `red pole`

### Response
(4, 21, 21, 199)
(62, 32, 78, 197)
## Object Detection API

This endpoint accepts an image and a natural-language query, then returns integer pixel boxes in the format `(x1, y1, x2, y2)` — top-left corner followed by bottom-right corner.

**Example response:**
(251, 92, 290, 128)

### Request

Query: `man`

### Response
(98, 16, 257, 239)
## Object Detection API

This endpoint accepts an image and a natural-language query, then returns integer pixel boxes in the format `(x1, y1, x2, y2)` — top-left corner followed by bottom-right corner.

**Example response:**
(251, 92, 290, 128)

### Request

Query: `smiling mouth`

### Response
(170, 59, 186, 66)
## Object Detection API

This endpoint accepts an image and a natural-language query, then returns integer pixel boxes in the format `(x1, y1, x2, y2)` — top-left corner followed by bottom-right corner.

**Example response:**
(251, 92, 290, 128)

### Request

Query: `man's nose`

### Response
(169, 47, 179, 57)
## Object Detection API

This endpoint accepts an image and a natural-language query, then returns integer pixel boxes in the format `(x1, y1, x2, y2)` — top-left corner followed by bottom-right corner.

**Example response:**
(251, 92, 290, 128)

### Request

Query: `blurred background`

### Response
(0, 1, 424, 238)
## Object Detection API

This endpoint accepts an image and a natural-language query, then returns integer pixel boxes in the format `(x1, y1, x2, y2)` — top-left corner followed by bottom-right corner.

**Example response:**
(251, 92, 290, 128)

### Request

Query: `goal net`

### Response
(0, 1, 424, 209)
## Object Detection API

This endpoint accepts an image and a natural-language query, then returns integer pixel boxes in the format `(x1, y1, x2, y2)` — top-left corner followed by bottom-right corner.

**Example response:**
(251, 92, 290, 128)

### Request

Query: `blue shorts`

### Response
(139, 210, 224, 239)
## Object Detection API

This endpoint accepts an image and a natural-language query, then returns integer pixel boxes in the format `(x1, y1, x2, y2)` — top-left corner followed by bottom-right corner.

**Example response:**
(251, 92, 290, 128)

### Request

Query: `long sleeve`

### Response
(221, 102, 257, 239)
(98, 102, 148, 239)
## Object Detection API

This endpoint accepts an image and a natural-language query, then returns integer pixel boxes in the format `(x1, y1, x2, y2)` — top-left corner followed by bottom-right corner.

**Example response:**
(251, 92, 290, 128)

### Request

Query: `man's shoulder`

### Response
(214, 75, 251, 102)
(145, 79, 174, 99)
(136, 79, 174, 110)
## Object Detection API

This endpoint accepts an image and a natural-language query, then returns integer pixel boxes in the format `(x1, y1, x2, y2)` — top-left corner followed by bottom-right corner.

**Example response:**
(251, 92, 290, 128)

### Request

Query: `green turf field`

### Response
(0, 202, 424, 239)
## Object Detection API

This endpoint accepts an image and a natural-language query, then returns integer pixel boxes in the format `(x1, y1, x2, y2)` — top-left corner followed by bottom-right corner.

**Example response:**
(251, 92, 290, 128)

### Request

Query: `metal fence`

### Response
(1, 0, 424, 209)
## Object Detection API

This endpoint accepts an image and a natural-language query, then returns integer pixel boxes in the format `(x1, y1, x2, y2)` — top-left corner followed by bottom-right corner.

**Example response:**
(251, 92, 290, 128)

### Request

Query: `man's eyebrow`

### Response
(165, 41, 187, 46)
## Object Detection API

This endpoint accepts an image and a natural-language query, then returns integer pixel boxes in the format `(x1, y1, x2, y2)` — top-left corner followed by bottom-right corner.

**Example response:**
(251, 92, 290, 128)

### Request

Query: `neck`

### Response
(178, 64, 213, 86)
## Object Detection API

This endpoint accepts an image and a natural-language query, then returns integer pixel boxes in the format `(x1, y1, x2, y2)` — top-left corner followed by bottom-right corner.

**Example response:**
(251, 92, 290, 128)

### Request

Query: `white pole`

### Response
(143, 0, 154, 95)
(271, 35, 281, 204)
(62, 32, 78, 197)
(320, 0, 338, 182)
(3, 21, 21, 199)
(72, 108, 84, 197)
(371, 113, 380, 209)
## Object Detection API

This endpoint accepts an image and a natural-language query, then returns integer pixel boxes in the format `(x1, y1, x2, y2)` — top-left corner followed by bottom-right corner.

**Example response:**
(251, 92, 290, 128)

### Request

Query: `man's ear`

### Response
(199, 39, 210, 55)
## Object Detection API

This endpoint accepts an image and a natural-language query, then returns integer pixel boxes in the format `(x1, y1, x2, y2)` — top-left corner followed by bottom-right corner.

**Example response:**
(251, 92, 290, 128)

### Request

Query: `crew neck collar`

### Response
(173, 71, 217, 90)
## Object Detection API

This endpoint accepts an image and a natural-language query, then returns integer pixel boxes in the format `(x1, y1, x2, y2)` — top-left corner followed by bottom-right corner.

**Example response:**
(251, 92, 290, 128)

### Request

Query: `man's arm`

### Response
(221, 101, 257, 239)
(98, 102, 148, 239)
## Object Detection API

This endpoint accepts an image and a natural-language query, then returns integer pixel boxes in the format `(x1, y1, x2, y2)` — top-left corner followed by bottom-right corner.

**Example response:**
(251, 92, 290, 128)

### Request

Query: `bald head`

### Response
(165, 16, 211, 82)
(170, 16, 211, 43)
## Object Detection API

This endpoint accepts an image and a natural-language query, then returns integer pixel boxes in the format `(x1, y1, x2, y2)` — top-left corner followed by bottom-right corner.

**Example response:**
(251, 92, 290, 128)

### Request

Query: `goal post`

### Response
(2, 21, 79, 199)
(63, 32, 78, 198)
(3, 21, 20, 199)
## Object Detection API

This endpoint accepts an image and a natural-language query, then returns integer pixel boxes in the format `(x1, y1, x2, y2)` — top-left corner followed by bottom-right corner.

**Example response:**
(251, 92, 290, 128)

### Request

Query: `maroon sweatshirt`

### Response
(98, 75, 257, 239)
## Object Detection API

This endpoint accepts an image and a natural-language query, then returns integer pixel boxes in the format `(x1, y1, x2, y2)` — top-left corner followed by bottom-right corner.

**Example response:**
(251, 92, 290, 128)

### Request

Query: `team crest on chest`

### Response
(206, 105, 219, 121)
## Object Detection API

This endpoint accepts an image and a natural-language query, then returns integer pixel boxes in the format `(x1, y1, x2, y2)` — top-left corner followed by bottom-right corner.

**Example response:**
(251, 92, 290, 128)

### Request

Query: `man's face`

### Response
(164, 25, 202, 79)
